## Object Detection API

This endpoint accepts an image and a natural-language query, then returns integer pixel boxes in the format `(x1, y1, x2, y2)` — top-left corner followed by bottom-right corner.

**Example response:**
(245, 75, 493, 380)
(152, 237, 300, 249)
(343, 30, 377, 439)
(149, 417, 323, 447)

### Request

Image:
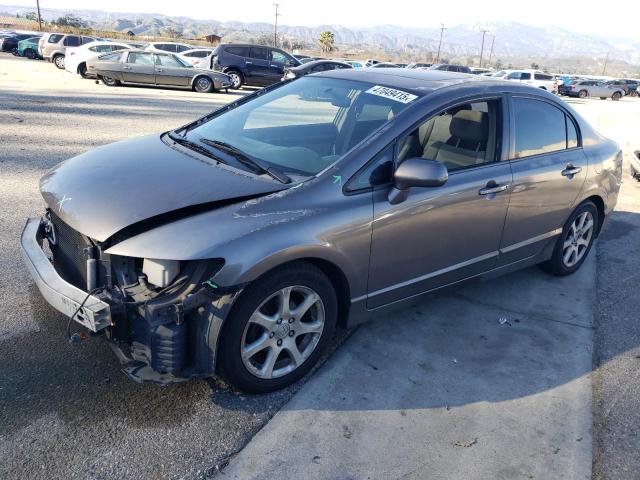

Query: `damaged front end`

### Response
(22, 209, 241, 384)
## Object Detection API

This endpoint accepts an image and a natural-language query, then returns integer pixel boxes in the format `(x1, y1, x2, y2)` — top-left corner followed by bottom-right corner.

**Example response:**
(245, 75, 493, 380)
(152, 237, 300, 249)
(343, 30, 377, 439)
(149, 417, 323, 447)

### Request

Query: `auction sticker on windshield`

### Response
(365, 85, 418, 104)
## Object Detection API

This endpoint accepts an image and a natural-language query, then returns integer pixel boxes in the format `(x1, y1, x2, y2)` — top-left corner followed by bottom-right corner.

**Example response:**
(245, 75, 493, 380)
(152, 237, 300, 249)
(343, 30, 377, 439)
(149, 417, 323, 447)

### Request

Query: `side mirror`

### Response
(388, 157, 448, 204)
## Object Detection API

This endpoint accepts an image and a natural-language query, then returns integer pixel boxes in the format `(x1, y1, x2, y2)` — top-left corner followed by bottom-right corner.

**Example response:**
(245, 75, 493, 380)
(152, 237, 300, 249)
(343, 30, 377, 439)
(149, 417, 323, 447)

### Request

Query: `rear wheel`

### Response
(217, 263, 337, 393)
(193, 75, 213, 93)
(612, 91, 622, 101)
(78, 62, 88, 78)
(540, 201, 598, 276)
(101, 75, 120, 87)
(226, 69, 243, 89)
(578, 90, 588, 99)
(24, 48, 36, 60)
(53, 54, 65, 69)
(600, 97, 607, 100)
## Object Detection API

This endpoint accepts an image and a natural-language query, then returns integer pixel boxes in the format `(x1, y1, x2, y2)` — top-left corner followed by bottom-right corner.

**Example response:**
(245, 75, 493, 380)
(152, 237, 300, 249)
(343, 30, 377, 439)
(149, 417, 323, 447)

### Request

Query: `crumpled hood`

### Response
(40, 134, 286, 241)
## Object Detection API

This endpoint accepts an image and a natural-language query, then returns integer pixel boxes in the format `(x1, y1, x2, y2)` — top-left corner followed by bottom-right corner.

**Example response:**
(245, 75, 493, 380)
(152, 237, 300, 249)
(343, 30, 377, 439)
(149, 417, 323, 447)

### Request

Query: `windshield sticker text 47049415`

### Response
(365, 85, 418, 104)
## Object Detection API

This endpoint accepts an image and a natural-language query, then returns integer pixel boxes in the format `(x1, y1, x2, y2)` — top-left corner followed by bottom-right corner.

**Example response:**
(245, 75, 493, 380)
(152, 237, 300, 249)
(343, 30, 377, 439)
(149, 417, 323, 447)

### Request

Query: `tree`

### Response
(24, 11, 38, 21)
(52, 14, 86, 28)
(318, 31, 335, 54)
(163, 26, 182, 39)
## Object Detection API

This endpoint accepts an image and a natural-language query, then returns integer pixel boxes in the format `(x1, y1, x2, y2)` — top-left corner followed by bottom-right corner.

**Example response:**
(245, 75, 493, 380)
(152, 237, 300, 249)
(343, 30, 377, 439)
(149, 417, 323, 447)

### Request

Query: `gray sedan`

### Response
(21, 70, 622, 392)
(565, 80, 624, 100)
(86, 49, 232, 93)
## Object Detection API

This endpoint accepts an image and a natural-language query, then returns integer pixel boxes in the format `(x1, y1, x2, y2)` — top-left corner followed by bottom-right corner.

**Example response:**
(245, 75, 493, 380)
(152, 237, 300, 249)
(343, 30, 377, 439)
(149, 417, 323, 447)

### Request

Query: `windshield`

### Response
(183, 76, 420, 177)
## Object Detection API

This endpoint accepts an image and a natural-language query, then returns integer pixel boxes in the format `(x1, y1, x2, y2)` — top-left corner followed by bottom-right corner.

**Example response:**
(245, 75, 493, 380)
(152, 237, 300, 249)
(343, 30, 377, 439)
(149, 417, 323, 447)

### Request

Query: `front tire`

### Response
(540, 201, 598, 276)
(101, 75, 120, 87)
(217, 263, 337, 393)
(53, 54, 65, 69)
(578, 90, 588, 99)
(226, 69, 243, 89)
(612, 92, 622, 101)
(193, 76, 213, 93)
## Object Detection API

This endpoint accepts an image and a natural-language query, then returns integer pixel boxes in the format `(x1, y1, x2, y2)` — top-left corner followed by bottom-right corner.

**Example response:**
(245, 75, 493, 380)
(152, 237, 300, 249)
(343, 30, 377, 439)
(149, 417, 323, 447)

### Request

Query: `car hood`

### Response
(40, 134, 287, 242)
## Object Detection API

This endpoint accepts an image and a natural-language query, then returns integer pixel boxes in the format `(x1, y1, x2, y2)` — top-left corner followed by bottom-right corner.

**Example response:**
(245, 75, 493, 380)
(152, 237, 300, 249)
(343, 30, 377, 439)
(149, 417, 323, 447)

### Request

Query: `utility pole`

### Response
(602, 52, 609, 76)
(36, 0, 42, 31)
(488, 34, 495, 65)
(435, 23, 446, 63)
(273, 3, 280, 48)
(479, 29, 490, 68)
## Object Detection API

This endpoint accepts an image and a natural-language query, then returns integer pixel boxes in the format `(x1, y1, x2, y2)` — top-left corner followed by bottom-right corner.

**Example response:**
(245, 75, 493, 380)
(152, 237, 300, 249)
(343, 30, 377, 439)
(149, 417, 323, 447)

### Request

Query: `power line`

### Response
(435, 23, 446, 63)
(479, 29, 490, 68)
(273, 3, 281, 48)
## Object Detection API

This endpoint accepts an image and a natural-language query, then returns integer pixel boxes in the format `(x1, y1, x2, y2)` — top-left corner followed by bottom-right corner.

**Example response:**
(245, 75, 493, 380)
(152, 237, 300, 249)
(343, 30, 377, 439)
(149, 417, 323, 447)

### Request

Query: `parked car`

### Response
(178, 48, 214, 68)
(365, 59, 380, 66)
(606, 79, 638, 97)
(406, 62, 433, 69)
(556, 75, 578, 95)
(145, 42, 195, 54)
(17, 36, 42, 59)
(370, 62, 400, 68)
(86, 49, 232, 93)
(21, 69, 621, 392)
(283, 59, 352, 80)
(564, 80, 624, 100)
(471, 68, 492, 75)
(346, 60, 367, 68)
(39, 33, 96, 69)
(630, 151, 640, 180)
(210, 43, 300, 89)
(429, 64, 472, 73)
(492, 70, 513, 78)
(1, 33, 36, 54)
(65, 41, 132, 77)
(504, 70, 557, 93)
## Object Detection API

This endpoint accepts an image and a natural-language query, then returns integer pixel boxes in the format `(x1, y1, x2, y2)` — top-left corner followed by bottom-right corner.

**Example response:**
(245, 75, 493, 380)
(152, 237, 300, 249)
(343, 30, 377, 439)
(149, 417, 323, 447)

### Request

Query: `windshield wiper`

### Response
(167, 131, 226, 164)
(200, 138, 291, 184)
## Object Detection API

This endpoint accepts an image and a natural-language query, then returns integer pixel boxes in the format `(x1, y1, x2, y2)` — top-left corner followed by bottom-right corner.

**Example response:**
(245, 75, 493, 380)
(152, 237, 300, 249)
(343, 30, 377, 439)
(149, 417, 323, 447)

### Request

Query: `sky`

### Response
(4, 0, 632, 39)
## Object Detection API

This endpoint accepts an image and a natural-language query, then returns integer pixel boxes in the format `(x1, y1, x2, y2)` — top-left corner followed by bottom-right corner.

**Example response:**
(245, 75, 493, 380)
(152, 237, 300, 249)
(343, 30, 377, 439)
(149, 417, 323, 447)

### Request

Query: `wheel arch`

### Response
(582, 195, 606, 236)
(191, 73, 213, 89)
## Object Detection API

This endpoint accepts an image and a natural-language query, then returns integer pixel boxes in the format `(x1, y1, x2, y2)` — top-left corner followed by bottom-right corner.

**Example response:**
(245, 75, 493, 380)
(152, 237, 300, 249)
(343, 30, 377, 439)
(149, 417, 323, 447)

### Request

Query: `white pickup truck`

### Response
(504, 69, 558, 94)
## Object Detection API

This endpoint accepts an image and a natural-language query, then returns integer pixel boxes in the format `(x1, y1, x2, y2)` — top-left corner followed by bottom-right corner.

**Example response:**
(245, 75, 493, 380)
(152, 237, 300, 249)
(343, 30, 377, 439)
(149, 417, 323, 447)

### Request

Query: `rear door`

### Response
(498, 96, 587, 264)
(122, 51, 156, 84)
(155, 53, 191, 86)
(246, 47, 271, 85)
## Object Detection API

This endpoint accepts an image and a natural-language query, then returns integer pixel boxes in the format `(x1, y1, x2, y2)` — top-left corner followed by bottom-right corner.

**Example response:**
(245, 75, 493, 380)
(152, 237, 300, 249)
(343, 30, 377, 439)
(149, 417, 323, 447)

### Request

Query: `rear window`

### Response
(224, 46, 248, 57)
(513, 98, 568, 158)
(185, 50, 210, 58)
(48, 34, 63, 44)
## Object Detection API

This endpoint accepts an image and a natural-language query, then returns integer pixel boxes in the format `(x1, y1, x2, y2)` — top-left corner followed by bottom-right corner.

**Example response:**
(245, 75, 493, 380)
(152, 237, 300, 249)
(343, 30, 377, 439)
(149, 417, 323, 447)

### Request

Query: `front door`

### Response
(154, 53, 191, 87)
(122, 51, 156, 84)
(367, 98, 512, 308)
(498, 96, 588, 264)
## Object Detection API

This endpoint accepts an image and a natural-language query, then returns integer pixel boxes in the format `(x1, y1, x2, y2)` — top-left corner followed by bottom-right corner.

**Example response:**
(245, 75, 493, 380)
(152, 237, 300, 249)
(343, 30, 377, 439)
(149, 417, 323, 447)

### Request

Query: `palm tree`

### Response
(318, 31, 335, 54)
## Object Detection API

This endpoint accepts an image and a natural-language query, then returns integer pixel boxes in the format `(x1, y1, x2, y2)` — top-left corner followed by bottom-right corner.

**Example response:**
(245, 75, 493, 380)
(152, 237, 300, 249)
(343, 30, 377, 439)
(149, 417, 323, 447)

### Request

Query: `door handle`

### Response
(479, 184, 510, 196)
(245, 61, 253, 65)
(561, 165, 582, 177)
(122, 66, 131, 70)
(156, 68, 163, 72)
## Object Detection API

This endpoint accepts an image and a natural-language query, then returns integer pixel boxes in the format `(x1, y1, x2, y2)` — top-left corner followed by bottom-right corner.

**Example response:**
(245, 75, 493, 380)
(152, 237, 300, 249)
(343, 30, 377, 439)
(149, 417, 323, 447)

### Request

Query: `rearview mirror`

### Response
(388, 157, 448, 205)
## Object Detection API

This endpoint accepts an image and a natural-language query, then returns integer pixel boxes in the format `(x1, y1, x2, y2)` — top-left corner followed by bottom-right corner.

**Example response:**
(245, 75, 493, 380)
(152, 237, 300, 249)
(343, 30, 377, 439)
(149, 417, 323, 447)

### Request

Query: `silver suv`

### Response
(39, 33, 96, 69)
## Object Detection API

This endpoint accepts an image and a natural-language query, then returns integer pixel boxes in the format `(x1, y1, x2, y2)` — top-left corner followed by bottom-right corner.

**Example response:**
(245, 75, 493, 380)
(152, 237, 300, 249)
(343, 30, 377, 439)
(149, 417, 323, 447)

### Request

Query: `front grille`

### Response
(49, 212, 91, 290)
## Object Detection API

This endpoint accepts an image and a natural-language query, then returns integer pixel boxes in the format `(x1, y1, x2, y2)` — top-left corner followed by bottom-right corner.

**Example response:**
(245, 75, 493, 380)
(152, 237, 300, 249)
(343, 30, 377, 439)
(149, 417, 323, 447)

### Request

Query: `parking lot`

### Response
(1, 52, 640, 479)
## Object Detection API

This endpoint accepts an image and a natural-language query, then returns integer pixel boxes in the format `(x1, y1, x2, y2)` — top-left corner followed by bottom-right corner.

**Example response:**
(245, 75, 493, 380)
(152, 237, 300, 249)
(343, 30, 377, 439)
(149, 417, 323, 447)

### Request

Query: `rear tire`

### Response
(631, 165, 639, 180)
(600, 97, 607, 100)
(612, 92, 622, 101)
(53, 54, 65, 69)
(578, 90, 588, 99)
(217, 263, 338, 393)
(101, 75, 120, 87)
(540, 201, 598, 277)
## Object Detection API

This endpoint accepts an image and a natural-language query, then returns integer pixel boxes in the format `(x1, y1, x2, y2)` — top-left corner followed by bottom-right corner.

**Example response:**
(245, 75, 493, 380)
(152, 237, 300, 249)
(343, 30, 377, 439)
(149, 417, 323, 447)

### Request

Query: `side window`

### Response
(249, 47, 269, 60)
(156, 54, 185, 68)
(63, 36, 81, 47)
(397, 100, 497, 173)
(311, 64, 328, 73)
(225, 46, 248, 57)
(506, 72, 521, 80)
(81, 37, 94, 45)
(271, 50, 290, 63)
(346, 144, 395, 192)
(127, 52, 154, 65)
(48, 34, 63, 43)
(534, 73, 551, 80)
(98, 51, 122, 61)
(95, 45, 113, 53)
(521, 72, 531, 80)
(512, 98, 567, 158)
(175, 44, 190, 53)
(566, 115, 578, 149)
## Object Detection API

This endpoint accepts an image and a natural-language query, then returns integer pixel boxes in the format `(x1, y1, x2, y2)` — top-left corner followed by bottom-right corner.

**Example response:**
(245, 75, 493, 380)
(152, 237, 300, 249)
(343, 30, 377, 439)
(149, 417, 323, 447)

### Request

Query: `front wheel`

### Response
(193, 76, 213, 93)
(101, 75, 120, 87)
(540, 201, 598, 276)
(78, 63, 89, 78)
(217, 263, 337, 393)
(578, 90, 588, 98)
(226, 70, 243, 89)
(612, 92, 622, 101)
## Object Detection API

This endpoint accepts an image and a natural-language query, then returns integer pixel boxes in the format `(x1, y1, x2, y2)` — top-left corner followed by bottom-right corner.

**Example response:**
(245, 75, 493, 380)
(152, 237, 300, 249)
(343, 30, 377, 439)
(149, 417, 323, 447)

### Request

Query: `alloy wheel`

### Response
(228, 72, 241, 89)
(562, 211, 594, 268)
(240, 285, 325, 379)
(54, 55, 65, 69)
(195, 77, 212, 92)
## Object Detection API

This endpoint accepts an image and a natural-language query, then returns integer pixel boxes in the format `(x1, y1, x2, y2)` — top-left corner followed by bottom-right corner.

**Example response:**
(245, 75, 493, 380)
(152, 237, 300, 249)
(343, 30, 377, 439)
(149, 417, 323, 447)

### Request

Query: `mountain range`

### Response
(2, 4, 640, 70)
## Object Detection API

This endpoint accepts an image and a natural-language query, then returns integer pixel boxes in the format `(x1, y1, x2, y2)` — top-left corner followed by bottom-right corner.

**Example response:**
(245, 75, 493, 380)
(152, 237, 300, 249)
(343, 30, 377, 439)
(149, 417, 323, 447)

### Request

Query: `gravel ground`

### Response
(0, 53, 345, 480)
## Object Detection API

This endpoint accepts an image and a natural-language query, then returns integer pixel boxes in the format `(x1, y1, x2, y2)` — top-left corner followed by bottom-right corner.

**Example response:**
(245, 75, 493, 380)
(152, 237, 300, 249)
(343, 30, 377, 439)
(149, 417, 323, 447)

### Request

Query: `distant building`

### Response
(203, 34, 222, 45)
(0, 15, 40, 30)
(125, 30, 135, 37)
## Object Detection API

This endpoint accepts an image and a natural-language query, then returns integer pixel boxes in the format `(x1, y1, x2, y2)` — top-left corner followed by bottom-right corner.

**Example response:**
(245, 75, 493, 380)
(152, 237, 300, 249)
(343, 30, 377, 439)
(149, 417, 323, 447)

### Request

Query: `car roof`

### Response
(316, 68, 493, 94)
